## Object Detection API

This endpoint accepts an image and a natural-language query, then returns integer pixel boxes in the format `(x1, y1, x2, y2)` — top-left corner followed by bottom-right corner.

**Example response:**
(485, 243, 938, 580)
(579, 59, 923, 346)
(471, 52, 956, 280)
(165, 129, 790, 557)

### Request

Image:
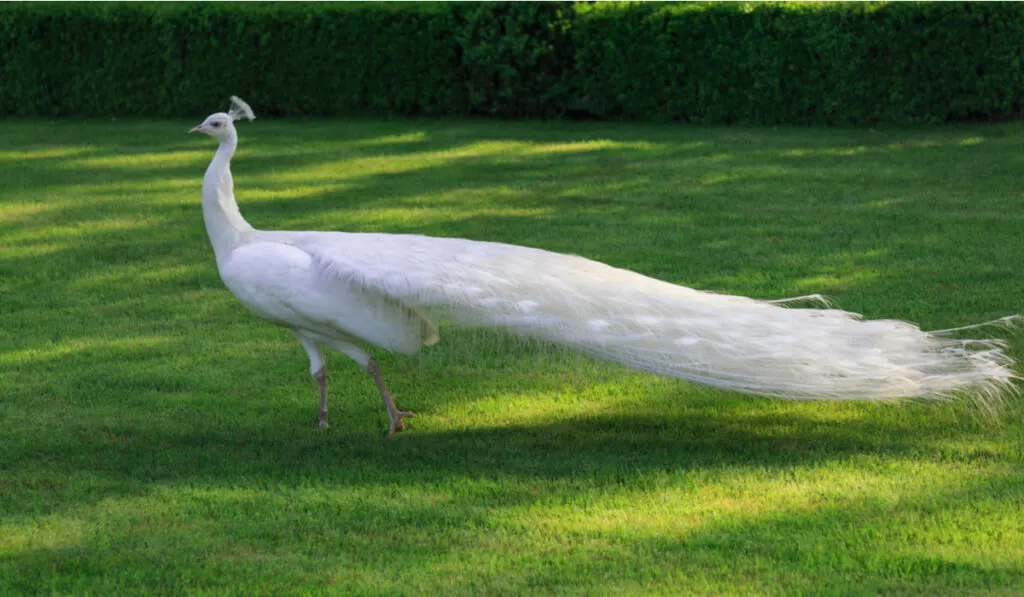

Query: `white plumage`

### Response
(189, 97, 1018, 435)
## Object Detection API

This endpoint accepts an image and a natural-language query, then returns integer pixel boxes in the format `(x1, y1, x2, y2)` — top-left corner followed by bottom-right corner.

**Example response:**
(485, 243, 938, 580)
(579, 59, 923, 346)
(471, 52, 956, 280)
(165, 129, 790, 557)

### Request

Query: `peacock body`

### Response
(190, 97, 1018, 435)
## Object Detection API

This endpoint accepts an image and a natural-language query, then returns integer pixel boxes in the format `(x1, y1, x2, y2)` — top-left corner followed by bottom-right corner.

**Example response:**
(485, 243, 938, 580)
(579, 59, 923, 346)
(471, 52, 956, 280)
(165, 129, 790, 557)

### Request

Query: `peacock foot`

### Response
(387, 409, 415, 436)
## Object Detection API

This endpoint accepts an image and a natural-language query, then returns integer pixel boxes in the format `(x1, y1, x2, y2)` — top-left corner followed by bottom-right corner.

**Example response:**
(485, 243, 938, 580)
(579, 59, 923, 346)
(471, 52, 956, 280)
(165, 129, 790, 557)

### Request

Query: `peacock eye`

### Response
(211, 122, 221, 128)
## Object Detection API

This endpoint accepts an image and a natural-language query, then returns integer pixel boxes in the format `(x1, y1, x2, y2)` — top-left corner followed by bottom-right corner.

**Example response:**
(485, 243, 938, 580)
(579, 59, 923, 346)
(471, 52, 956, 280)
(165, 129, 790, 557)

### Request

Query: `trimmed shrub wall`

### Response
(571, 2, 1024, 124)
(1, 2, 1022, 124)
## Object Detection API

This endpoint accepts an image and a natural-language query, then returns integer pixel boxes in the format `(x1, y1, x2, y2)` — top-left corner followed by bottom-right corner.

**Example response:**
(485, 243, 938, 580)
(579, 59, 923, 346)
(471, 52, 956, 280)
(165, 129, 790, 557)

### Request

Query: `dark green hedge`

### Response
(2, 2, 1023, 124)
(572, 2, 1024, 124)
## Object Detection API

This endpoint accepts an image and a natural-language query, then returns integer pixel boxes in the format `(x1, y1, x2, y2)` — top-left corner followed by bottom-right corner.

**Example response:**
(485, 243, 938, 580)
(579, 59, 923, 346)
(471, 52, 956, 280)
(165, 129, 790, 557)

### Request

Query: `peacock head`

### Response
(189, 96, 255, 140)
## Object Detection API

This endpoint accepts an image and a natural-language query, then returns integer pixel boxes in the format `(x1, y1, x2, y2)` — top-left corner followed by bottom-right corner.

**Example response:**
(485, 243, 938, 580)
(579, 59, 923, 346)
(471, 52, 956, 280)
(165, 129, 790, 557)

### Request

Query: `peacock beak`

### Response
(188, 124, 204, 134)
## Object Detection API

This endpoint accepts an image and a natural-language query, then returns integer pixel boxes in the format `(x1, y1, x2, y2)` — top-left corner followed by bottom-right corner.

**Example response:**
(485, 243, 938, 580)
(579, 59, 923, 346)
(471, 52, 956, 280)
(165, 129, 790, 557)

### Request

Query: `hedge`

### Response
(1, 1, 1022, 124)
(571, 2, 1024, 124)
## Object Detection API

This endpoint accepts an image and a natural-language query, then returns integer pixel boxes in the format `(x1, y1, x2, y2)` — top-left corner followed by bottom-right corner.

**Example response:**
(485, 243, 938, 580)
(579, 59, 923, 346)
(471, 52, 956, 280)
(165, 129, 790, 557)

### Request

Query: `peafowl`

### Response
(189, 97, 1018, 435)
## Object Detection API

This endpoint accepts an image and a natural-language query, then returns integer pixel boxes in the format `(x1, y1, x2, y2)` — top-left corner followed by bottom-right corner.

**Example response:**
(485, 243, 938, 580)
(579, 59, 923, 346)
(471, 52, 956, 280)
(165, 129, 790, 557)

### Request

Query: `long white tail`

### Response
(297, 232, 1019, 410)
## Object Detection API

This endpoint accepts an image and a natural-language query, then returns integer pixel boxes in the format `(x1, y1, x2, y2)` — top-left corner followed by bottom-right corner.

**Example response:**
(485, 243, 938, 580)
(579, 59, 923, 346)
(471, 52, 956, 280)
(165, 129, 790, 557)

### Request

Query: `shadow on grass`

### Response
(3, 118, 1024, 591)
(2, 412, 1022, 593)
(3, 352, 1020, 513)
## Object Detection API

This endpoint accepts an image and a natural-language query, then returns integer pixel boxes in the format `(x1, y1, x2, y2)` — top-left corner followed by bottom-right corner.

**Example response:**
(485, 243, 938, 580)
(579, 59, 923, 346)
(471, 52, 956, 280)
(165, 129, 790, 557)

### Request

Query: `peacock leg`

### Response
(367, 357, 415, 436)
(314, 367, 329, 428)
(294, 332, 329, 429)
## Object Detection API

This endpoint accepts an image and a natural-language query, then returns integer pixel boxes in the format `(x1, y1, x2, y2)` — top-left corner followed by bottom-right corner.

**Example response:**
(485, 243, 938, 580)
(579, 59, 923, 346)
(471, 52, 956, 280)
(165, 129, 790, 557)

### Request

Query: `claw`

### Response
(387, 411, 415, 436)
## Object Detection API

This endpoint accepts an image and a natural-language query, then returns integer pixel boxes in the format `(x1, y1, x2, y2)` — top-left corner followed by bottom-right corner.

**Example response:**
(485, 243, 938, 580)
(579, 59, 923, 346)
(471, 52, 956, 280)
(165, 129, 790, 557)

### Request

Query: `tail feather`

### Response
(299, 232, 1019, 410)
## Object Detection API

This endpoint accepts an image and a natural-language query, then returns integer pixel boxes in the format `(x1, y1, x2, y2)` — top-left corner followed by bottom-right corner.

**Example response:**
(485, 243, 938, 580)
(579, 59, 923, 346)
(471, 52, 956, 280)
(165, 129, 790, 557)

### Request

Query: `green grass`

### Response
(2, 117, 1023, 596)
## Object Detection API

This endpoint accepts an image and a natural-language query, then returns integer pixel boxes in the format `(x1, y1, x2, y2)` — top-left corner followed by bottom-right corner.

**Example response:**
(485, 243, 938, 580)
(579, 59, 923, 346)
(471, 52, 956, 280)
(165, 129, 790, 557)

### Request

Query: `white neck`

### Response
(202, 133, 254, 265)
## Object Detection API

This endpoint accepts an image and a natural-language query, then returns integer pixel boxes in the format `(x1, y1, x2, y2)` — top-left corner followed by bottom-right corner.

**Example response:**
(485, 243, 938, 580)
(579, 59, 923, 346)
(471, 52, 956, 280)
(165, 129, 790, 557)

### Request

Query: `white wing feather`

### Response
(255, 229, 1017, 407)
(219, 241, 436, 354)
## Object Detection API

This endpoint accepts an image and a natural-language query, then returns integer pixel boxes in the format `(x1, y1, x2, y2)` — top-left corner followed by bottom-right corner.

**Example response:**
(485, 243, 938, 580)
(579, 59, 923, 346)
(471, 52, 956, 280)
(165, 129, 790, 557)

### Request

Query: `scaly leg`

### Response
(294, 332, 329, 429)
(367, 357, 415, 436)
(301, 334, 414, 436)
(314, 366, 329, 428)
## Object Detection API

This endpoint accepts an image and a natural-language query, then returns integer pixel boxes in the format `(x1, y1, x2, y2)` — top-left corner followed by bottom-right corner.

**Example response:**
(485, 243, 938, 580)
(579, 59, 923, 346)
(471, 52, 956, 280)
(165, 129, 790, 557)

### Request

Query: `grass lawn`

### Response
(2, 117, 1023, 595)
